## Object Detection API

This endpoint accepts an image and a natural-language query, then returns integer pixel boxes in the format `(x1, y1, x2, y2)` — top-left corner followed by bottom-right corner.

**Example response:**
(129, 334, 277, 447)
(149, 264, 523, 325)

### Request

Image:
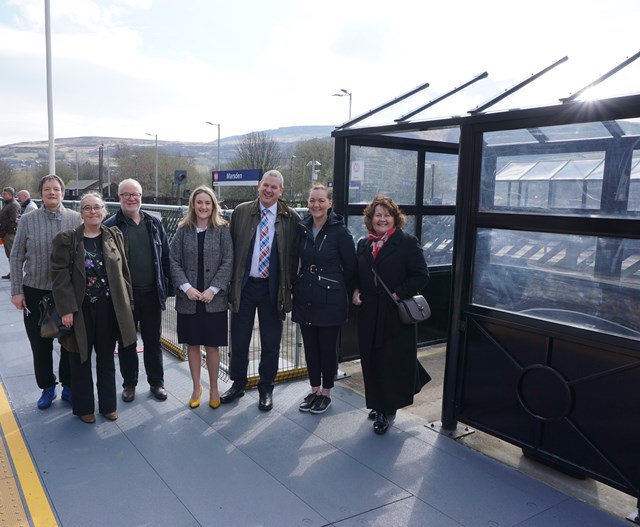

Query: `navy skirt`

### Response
(177, 308, 228, 347)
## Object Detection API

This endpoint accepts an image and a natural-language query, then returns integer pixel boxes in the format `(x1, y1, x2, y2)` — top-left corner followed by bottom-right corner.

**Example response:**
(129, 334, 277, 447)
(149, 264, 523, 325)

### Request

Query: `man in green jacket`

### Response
(221, 170, 299, 411)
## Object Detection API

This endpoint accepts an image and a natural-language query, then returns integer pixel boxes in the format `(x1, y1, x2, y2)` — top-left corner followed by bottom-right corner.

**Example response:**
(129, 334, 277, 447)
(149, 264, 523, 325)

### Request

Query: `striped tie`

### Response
(257, 209, 270, 277)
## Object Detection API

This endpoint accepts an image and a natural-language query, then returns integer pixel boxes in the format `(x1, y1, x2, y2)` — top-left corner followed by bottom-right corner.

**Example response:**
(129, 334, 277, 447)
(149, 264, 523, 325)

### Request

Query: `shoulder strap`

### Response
(371, 266, 398, 304)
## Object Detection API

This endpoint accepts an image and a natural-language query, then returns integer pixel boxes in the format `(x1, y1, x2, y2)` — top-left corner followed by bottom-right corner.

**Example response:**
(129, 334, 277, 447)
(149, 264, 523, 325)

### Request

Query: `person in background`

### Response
(352, 194, 431, 435)
(0, 186, 20, 279)
(104, 178, 174, 403)
(222, 170, 300, 411)
(51, 192, 136, 424)
(292, 184, 356, 414)
(17, 189, 38, 222)
(10, 175, 81, 409)
(170, 186, 233, 409)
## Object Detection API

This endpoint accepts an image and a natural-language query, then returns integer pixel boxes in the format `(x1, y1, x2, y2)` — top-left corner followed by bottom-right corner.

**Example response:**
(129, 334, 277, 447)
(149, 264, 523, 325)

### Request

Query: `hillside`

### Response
(0, 125, 336, 170)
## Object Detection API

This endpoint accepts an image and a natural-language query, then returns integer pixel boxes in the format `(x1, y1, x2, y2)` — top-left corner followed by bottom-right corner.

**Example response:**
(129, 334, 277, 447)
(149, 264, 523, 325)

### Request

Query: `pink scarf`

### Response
(368, 228, 396, 260)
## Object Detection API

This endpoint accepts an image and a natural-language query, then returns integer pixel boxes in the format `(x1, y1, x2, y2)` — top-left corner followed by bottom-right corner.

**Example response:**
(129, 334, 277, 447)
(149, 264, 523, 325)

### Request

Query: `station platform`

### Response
(0, 257, 631, 526)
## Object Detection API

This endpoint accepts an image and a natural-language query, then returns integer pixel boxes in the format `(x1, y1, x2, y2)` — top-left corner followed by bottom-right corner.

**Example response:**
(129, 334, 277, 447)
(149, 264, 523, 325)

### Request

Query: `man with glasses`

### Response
(104, 179, 174, 402)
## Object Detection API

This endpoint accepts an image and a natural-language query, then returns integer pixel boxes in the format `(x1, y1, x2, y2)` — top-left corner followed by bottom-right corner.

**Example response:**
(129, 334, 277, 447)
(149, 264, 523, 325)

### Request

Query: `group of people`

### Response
(7, 170, 431, 435)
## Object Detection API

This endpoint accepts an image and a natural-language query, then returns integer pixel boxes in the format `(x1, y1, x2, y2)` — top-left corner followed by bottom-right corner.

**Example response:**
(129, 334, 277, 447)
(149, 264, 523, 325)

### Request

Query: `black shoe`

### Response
(368, 409, 376, 420)
(150, 385, 167, 401)
(220, 385, 245, 404)
(309, 395, 331, 414)
(373, 412, 389, 435)
(258, 392, 273, 412)
(1, 273, 9, 279)
(299, 393, 319, 412)
(122, 386, 135, 402)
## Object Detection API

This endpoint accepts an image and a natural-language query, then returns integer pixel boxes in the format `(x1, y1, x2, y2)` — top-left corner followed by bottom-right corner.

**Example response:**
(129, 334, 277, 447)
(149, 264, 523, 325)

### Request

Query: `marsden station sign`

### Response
(212, 169, 262, 187)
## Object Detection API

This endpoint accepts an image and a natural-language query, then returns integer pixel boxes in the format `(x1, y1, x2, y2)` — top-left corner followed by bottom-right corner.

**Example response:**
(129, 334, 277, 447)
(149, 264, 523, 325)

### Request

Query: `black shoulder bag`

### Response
(372, 267, 431, 325)
(39, 231, 78, 339)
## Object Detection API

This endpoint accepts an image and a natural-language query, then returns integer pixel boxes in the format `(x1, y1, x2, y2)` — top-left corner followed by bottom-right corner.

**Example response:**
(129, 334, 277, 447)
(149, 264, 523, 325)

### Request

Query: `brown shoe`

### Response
(102, 411, 118, 421)
(79, 414, 96, 424)
(122, 386, 135, 402)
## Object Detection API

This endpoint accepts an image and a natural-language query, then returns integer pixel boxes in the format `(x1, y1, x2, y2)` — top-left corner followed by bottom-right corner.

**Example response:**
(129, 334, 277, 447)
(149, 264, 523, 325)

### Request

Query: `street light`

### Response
(205, 121, 221, 199)
(332, 88, 352, 119)
(290, 155, 296, 204)
(145, 132, 158, 198)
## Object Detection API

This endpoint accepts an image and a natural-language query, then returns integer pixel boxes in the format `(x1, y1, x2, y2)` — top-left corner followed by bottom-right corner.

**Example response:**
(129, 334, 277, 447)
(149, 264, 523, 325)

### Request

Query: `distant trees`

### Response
(0, 160, 13, 190)
(290, 138, 334, 206)
(228, 132, 284, 173)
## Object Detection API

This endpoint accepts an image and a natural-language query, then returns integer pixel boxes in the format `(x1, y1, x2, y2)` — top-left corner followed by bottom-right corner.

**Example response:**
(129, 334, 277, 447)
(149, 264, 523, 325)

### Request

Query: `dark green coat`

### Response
(51, 224, 137, 363)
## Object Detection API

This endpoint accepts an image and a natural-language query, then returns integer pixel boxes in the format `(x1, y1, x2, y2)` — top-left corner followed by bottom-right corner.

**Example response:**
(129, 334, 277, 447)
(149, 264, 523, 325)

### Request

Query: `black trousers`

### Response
(70, 295, 118, 416)
(229, 279, 282, 393)
(118, 290, 164, 388)
(300, 325, 340, 390)
(23, 285, 71, 389)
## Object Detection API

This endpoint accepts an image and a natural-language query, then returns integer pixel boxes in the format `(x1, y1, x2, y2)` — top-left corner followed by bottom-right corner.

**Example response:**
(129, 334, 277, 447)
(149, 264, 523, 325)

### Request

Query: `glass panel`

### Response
(423, 152, 458, 205)
(480, 118, 640, 216)
(630, 154, 640, 211)
(472, 228, 640, 340)
(421, 215, 455, 266)
(348, 146, 418, 205)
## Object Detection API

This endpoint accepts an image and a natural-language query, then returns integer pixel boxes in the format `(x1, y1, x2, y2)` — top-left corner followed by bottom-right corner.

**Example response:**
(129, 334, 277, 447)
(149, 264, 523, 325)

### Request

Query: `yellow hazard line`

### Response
(0, 383, 58, 526)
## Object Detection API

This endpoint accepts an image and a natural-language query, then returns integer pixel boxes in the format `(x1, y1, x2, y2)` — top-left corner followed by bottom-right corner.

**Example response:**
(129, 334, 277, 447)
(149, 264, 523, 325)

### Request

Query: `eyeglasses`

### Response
(119, 192, 142, 199)
(81, 205, 104, 213)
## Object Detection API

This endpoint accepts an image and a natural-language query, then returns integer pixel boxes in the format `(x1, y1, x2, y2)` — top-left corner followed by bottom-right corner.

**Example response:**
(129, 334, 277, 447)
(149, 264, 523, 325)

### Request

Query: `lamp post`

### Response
(145, 132, 158, 199)
(290, 155, 296, 204)
(332, 88, 352, 119)
(205, 121, 221, 198)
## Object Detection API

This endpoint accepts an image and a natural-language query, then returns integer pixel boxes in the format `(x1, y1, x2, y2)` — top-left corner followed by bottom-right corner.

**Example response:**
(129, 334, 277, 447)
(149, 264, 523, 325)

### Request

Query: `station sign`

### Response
(212, 168, 262, 187)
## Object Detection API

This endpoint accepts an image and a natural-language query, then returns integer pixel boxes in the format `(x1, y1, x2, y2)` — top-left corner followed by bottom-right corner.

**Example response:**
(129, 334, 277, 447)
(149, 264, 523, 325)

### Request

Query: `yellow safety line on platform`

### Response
(0, 384, 57, 526)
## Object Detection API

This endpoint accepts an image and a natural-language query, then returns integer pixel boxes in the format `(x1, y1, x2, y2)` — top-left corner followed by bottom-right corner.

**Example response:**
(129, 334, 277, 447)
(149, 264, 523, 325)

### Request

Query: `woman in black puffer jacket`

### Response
(292, 184, 356, 414)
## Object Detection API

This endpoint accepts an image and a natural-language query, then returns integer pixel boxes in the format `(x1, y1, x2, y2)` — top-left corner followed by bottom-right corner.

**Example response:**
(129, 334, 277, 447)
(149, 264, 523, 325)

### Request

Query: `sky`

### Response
(0, 0, 639, 147)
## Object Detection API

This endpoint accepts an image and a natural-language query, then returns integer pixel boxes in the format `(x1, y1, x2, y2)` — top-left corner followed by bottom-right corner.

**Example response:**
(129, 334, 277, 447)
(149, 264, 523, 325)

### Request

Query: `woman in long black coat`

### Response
(352, 194, 431, 434)
(292, 184, 356, 414)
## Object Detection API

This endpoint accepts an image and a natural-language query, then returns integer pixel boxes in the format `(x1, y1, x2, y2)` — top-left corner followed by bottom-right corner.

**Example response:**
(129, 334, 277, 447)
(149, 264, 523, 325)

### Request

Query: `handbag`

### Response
(39, 230, 78, 339)
(38, 293, 72, 339)
(372, 267, 431, 324)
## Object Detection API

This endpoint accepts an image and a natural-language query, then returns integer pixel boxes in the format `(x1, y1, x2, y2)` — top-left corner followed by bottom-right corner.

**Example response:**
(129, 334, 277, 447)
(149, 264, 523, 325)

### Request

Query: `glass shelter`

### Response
(331, 52, 640, 508)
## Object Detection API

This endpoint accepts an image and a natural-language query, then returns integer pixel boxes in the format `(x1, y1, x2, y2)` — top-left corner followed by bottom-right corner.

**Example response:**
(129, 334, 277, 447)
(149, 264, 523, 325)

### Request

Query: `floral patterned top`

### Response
(83, 234, 110, 302)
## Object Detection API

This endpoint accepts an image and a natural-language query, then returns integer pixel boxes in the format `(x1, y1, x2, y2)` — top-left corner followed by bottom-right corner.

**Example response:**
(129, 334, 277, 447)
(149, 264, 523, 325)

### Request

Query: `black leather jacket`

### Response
(104, 209, 174, 309)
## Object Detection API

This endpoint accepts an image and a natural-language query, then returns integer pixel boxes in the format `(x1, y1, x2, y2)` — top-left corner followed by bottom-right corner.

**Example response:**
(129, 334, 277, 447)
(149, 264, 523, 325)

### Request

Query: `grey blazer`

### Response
(169, 224, 233, 314)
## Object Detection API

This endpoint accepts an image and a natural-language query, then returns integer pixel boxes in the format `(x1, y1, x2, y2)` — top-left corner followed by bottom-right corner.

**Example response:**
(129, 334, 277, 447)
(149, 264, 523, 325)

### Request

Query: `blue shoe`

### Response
(37, 386, 57, 409)
(61, 386, 72, 405)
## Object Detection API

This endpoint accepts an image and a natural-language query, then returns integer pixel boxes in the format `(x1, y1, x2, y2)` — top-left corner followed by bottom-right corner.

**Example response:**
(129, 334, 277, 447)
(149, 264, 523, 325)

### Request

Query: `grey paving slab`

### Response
(211, 397, 410, 524)
(516, 498, 628, 526)
(118, 401, 327, 526)
(333, 496, 463, 527)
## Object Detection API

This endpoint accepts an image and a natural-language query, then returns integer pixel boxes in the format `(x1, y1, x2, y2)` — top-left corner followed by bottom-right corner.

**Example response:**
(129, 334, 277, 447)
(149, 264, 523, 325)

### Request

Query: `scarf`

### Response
(368, 227, 395, 260)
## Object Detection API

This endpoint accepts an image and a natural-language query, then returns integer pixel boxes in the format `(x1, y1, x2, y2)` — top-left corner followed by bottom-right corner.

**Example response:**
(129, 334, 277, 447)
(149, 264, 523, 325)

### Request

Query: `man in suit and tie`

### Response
(221, 170, 300, 411)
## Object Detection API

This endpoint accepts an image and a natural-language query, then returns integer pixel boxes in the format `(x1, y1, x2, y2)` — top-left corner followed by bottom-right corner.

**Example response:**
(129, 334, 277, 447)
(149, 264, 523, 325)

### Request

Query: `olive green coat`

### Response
(51, 224, 137, 363)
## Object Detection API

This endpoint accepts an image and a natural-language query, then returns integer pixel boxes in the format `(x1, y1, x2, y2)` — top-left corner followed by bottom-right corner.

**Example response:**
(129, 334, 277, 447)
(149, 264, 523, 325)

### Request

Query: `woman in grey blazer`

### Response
(170, 186, 233, 409)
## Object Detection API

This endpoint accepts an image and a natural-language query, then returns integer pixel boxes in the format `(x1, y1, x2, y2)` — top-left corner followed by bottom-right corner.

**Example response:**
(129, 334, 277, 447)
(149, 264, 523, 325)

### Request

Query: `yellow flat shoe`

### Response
(209, 398, 221, 409)
(189, 386, 203, 409)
